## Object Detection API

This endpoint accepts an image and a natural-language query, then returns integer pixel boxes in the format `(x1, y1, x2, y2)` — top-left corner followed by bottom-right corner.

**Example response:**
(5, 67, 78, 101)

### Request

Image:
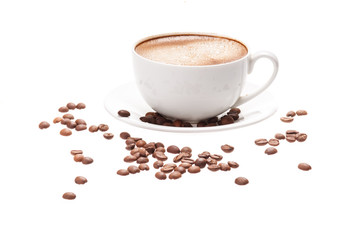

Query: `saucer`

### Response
(104, 81, 277, 133)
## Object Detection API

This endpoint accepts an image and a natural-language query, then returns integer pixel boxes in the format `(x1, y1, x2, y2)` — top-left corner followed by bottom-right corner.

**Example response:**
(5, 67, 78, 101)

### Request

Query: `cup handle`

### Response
(231, 51, 279, 107)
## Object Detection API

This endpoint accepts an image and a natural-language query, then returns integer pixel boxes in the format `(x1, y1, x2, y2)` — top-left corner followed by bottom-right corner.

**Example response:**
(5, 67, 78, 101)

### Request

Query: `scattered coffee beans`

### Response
(167, 145, 180, 154)
(118, 110, 130, 117)
(128, 165, 140, 174)
(174, 166, 186, 174)
(59, 106, 69, 113)
(66, 102, 76, 110)
(63, 192, 76, 200)
(76, 103, 86, 109)
(53, 117, 63, 124)
(268, 139, 280, 146)
(286, 136, 296, 143)
(208, 164, 220, 171)
(228, 161, 239, 168)
(265, 147, 277, 155)
(153, 160, 164, 169)
(139, 163, 150, 171)
(103, 133, 114, 140)
(286, 111, 296, 117)
(169, 171, 182, 179)
(98, 124, 109, 132)
(75, 176, 87, 184)
(82, 157, 93, 165)
(275, 133, 285, 140)
(255, 138, 268, 146)
(235, 177, 249, 185)
(120, 132, 130, 139)
(296, 110, 307, 116)
(280, 117, 294, 123)
(39, 121, 50, 129)
(221, 144, 234, 153)
(188, 165, 201, 173)
(66, 121, 77, 129)
(117, 169, 129, 176)
(194, 158, 207, 168)
(60, 128, 72, 136)
(89, 125, 98, 132)
(219, 163, 231, 171)
(296, 133, 307, 142)
(75, 119, 86, 125)
(75, 124, 87, 131)
(298, 163, 311, 171)
(155, 171, 167, 180)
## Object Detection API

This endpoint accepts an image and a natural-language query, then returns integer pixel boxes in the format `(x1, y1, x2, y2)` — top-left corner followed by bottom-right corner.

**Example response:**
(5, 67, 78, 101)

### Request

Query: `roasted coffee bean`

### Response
(125, 138, 135, 145)
(173, 120, 183, 127)
(82, 157, 93, 165)
(181, 158, 194, 164)
(59, 106, 69, 113)
(66, 121, 77, 129)
(155, 171, 167, 180)
(124, 155, 137, 163)
(128, 165, 140, 174)
(206, 158, 217, 165)
(137, 157, 149, 164)
(265, 147, 277, 155)
(219, 163, 231, 171)
(280, 117, 294, 123)
(103, 133, 114, 139)
(39, 121, 50, 129)
(130, 148, 139, 155)
(206, 122, 218, 127)
(296, 133, 308, 142)
(174, 166, 186, 174)
(63, 114, 74, 120)
(234, 177, 249, 185)
(198, 151, 210, 158)
(182, 122, 193, 127)
(140, 116, 150, 122)
(207, 117, 218, 123)
(275, 133, 285, 140)
(286, 111, 296, 117)
(163, 163, 176, 169)
(228, 107, 241, 114)
(286, 130, 299, 135)
(89, 125, 99, 132)
(197, 121, 207, 127)
(298, 163, 312, 171)
(155, 116, 167, 125)
(207, 164, 220, 171)
(210, 154, 223, 161)
(153, 161, 164, 169)
(155, 147, 165, 153)
(268, 139, 280, 146)
(180, 146, 192, 153)
(138, 148, 148, 157)
(179, 163, 192, 169)
(155, 142, 164, 148)
(120, 132, 130, 139)
(255, 138, 268, 146)
(118, 110, 130, 117)
(75, 176, 87, 184)
(220, 115, 235, 125)
(74, 154, 84, 162)
(117, 169, 129, 176)
(167, 145, 180, 154)
(63, 192, 76, 200)
(126, 143, 135, 151)
(188, 165, 201, 173)
(139, 163, 150, 171)
(194, 158, 207, 168)
(136, 140, 147, 147)
(71, 150, 83, 155)
(169, 171, 182, 179)
(76, 103, 86, 109)
(98, 124, 109, 132)
(144, 143, 156, 154)
(61, 118, 71, 125)
(161, 166, 174, 173)
(75, 119, 86, 125)
(228, 161, 239, 168)
(296, 110, 307, 116)
(228, 113, 240, 121)
(221, 144, 234, 153)
(53, 117, 63, 124)
(182, 152, 192, 158)
(75, 124, 87, 131)
(154, 151, 168, 161)
(163, 121, 174, 127)
(60, 128, 72, 136)
(173, 153, 184, 163)
(286, 136, 296, 143)
(66, 102, 76, 110)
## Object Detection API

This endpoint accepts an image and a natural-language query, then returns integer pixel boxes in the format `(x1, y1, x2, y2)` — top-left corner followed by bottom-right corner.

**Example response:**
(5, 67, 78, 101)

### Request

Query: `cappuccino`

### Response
(135, 34, 247, 66)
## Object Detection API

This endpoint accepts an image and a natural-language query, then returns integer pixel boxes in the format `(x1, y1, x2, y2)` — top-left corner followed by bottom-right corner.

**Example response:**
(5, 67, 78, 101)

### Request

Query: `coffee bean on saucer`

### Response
(128, 165, 140, 174)
(296, 110, 307, 116)
(155, 171, 167, 180)
(98, 124, 109, 132)
(194, 158, 207, 168)
(220, 115, 234, 125)
(228, 107, 241, 114)
(75, 119, 86, 125)
(167, 145, 180, 154)
(298, 163, 312, 171)
(74, 154, 84, 162)
(76, 103, 86, 109)
(139, 163, 150, 171)
(268, 139, 280, 146)
(228, 113, 239, 121)
(173, 120, 183, 127)
(182, 122, 193, 127)
(153, 160, 164, 169)
(63, 114, 74, 120)
(120, 132, 130, 139)
(169, 171, 182, 179)
(197, 121, 207, 127)
(286, 111, 296, 117)
(89, 125, 99, 132)
(255, 138, 268, 146)
(75, 124, 87, 131)
(296, 133, 308, 142)
(280, 117, 294, 123)
(265, 147, 277, 155)
(66, 121, 77, 129)
(75, 176, 87, 184)
(228, 161, 239, 168)
(117, 169, 129, 176)
(103, 133, 114, 140)
(275, 133, 285, 140)
(71, 150, 83, 155)
(207, 164, 220, 171)
(221, 144, 234, 153)
(66, 102, 76, 110)
(188, 165, 201, 173)
(39, 121, 50, 129)
(219, 163, 231, 171)
(59, 106, 69, 113)
(234, 177, 249, 185)
(118, 110, 130, 117)
(82, 157, 93, 165)
(53, 117, 63, 124)
(63, 192, 76, 200)
(60, 128, 72, 136)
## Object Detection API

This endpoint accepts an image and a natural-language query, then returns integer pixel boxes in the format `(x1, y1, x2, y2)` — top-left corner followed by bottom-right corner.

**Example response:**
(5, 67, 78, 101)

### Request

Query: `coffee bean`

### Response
(63, 114, 74, 120)
(228, 107, 241, 114)
(182, 152, 192, 158)
(167, 145, 180, 154)
(39, 121, 50, 129)
(265, 147, 277, 155)
(219, 163, 231, 171)
(174, 166, 186, 174)
(155, 171, 167, 180)
(75, 176, 87, 184)
(255, 138, 268, 146)
(120, 132, 130, 139)
(139, 163, 150, 171)
(128, 165, 140, 174)
(66, 121, 77, 129)
(124, 155, 137, 163)
(66, 102, 76, 110)
(298, 163, 312, 171)
(180, 146, 192, 153)
(118, 110, 130, 117)
(286, 111, 296, 117)
(286, 130, 299, 135)
(173, 120, 183, 127)
(198, 151, 210, 158)
(155, 147, 166, 153)
(89, 125, 99, 132)
(161, 166, 174, 173)
(194, 158, 207, 168)
(207, 164, 220, 171)
(188, 165, 201, 173)
(125, 138, 135, 145)
(98, 124, 109, 132)
(60, 128, 72, 136)
(144, 143, 156, 154)
(221, 144, 234, 153)
(136, 140, 147, 147)
(197, 121, 207, 127)
(169, 171, 182, 179)
(228, 113, 240, 121)
(140, 116, 150, 122)
(181, 158, 194, 164)
(154, 151, 168, 161)
(153, 160, 164, 169)
(82, 157, 93, 165)
(296, 133, 307, 142)
(173, 153, 184, 163)
(75, 124, 87, 131)
(76, 103, 86, 109)
(179, 163, 192, 169)
(138, 147, 148, 157)
(286, 136, 296, 143)
(137, 157, 149, 164)
(53, 117, 63, 124)
(206, 158, 217, 165)
(234, 177, 249, 185)
(268, 139, 280, 146)
(74, 154, 84, 162)
(103, 133, 114, 140)
(280, 117, 294, 123)
(61, 118, 71, 125)
(296, 110, 307, 116)
(71, 150, 83, 155)
(182, 122, 193, 127)
(117, 169, 129, 176)
(220, 115, 235, 125)
(62, 192, 76, 200)
(75, 119, 86, 125)
(125, 143, 135, 151)
(228, 161, 239, 168)
(210, 154, 223, 161)
(275, 133, 285, 140)
(59, 106, 69, 113)
(155, 142, 164, 148)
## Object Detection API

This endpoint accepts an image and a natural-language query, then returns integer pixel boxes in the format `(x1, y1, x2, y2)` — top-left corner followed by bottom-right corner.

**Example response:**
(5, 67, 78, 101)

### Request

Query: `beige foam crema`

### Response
(135, 35, 248, 66)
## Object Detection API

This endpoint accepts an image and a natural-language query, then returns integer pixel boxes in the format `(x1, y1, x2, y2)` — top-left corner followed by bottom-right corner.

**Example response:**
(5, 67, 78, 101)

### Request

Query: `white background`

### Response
(1, 0, 360, 239)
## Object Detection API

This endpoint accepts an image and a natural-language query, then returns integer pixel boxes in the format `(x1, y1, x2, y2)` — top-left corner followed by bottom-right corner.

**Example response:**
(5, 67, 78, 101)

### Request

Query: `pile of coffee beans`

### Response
(137, 107, 242, 127)
(280, 109, 307, 123)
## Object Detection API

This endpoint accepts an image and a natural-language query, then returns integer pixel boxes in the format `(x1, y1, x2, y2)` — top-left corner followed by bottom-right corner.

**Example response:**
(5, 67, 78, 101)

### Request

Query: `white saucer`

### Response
(104, 81, 277, 133)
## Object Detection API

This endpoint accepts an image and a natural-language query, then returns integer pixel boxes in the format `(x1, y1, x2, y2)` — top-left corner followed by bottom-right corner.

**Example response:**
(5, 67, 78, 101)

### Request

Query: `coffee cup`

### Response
(132, 32, 279, 122)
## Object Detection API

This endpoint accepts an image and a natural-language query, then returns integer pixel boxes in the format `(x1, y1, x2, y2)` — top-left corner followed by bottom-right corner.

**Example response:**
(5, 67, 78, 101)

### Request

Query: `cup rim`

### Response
(132, 32, 249, 68)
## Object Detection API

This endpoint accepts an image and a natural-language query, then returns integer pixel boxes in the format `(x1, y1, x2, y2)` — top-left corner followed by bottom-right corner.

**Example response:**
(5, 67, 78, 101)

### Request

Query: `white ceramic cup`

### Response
(132, 32, 279, 122)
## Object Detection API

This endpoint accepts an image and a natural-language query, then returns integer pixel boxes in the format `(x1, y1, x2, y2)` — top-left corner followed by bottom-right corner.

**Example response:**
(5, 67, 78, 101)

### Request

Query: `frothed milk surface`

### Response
(135, 35, 248, 66)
